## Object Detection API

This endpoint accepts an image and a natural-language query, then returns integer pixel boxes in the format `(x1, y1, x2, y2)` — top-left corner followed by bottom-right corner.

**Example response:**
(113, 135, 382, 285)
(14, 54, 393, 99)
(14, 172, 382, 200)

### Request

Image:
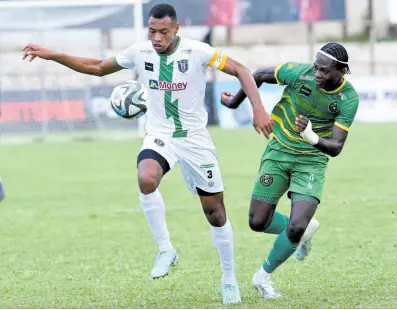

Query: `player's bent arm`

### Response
(226, 67, 277, 109)
(51, 53, 123, 76)
(301, 123, 348, 157)
(314, 126, 348, 157)
(221, 58, 266, 112)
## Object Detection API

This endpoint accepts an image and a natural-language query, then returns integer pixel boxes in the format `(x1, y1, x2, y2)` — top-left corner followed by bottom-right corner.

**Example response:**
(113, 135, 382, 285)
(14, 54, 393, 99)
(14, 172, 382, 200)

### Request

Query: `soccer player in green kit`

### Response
(221, 43, 359, 298)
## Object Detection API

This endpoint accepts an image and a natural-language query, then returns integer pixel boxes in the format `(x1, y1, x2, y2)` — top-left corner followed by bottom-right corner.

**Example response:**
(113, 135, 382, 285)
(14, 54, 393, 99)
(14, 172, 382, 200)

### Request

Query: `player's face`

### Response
(314, 54, 344, 90)
(148, 16, 179, 53)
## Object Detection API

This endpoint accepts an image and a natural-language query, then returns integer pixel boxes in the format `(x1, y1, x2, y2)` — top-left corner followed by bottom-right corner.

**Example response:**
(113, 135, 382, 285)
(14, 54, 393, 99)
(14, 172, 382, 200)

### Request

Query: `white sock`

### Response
(140, 189, 174, 252)
(211, 219, 236, 284)
(256, 265, 271, 279)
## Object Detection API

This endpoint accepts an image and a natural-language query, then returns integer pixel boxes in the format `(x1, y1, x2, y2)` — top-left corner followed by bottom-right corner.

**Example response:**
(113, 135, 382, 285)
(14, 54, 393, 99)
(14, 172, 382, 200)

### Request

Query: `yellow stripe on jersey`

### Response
(278, 104, 299, 132)
(208, 51, 228, 70)
(209, 51, 219, 68)
(271, 113, 307, 143)
(273, 134, 311, 153)
(334, 121, 350, 131)
(218, 54, 228, 71)
(274, 63, 284, 86)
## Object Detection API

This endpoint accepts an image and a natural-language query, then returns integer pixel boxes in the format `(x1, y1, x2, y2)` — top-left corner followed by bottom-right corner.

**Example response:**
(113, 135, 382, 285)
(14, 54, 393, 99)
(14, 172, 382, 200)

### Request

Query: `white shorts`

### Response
(139, 129, 224, 195)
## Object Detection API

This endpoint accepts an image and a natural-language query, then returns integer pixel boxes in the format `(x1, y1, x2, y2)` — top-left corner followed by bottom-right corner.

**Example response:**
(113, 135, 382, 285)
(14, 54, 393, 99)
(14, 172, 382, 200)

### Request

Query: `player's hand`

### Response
(252, 107, 273, 139)
(295, 115, 310, 132)
(220, 92, 234, 108)
(22, 44, 56, 62)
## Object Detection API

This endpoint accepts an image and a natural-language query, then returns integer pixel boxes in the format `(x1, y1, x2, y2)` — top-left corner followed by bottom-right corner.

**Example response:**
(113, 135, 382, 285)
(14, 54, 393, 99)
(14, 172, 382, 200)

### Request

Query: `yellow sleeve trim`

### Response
(218, 55, 228, 71)
(274, 63, 284, 86)
(334, 122, 349, 131)
(208, 51, 219, 68)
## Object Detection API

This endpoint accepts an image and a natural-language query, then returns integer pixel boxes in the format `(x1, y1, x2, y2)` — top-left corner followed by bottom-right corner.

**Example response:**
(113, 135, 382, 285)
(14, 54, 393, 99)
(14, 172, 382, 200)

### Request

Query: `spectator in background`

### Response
(291, 0, 325, 22)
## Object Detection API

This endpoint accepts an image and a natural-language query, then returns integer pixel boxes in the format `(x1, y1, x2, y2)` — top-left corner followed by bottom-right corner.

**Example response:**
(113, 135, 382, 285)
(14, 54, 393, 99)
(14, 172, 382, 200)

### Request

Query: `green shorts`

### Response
(252, 144, 328, 204)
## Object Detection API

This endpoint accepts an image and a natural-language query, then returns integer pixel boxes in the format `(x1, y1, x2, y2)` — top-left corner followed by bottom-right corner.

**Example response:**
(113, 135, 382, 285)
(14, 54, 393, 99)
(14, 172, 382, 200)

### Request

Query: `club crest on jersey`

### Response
(177, 59, 189, 73)
(328, 101, 339, 113)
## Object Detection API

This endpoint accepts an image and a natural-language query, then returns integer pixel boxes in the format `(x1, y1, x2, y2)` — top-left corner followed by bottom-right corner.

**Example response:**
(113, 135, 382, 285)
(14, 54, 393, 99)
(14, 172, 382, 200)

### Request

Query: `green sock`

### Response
(264, 211, 289, 234)
(263, 229, 298, 273)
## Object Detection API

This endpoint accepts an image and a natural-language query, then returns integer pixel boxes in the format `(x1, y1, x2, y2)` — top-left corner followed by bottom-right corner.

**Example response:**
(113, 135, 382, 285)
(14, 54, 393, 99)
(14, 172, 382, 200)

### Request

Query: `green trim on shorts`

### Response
(252, 194, 279, 205)
(291, 193, 319, 205)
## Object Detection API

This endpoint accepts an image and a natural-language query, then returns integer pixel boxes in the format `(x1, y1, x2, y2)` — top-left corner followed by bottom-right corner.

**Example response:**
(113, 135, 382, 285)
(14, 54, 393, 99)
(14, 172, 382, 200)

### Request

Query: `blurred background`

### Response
(0, 0, 396, 142)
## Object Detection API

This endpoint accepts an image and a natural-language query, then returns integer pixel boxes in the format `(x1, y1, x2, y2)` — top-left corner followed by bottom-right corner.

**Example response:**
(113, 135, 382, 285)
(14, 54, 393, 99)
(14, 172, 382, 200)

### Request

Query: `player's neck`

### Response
(158, 36, 180, 56)
(323, 77, 344, 92)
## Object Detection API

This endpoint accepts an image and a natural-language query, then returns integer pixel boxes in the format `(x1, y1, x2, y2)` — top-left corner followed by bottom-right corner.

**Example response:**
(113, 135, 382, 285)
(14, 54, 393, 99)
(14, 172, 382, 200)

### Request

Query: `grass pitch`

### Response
(0, 124, 396, 308)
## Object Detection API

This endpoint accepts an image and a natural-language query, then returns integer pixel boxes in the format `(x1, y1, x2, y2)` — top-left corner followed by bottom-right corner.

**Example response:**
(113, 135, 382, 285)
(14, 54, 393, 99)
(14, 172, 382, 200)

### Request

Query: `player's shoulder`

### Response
(278, 62, 313, 74)
(342, 78, 359, 102)
(121, 40, 154, 54)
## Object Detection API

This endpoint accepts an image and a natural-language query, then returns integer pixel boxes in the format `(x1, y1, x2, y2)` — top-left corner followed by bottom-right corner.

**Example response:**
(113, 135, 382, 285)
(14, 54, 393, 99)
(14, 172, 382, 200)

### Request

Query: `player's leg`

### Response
(0, 177, 5, 201)
(250, 158, 290, 299)
(289, 163, 326, 260)
(289, 193, 320, 260)
(137, 135, 179, 278)
(252, 161, 324, 298)
(198, 189, 241, 304)
(177, 134, 240, 304)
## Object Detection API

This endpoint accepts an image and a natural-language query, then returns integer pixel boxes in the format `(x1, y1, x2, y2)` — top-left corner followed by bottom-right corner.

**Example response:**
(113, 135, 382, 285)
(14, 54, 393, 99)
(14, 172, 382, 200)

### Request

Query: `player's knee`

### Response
(286, 220, 307, 243)
(204, 202, 226, 227)
(207, 209, 226, 227)
(138, 171, 158, 195)
(249, 215, 267, 232)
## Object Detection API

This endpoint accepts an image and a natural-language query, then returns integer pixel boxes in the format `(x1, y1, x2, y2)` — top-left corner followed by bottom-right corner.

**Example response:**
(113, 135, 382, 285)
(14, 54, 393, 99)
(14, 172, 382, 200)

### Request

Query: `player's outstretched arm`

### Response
(221, 67, 277, 110)
(220, 59, 273, 138)
(22, 43, 123, 76)
(295, 116, 348, 157)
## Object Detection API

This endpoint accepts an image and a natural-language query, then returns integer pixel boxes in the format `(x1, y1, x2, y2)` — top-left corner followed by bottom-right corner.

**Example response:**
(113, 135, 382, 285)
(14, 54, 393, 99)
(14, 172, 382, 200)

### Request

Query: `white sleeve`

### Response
(197, 42, 228, 71)
(114, 45, 137, 69)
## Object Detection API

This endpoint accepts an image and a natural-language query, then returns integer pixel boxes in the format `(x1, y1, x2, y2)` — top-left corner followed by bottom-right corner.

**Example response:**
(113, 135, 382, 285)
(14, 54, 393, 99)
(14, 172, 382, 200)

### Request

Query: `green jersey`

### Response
(267, 62, 359, 164)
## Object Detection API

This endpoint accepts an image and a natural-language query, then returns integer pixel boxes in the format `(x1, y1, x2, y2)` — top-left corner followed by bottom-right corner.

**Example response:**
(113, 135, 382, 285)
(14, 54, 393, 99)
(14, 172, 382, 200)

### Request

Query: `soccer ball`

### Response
(110, 80, 148, 119)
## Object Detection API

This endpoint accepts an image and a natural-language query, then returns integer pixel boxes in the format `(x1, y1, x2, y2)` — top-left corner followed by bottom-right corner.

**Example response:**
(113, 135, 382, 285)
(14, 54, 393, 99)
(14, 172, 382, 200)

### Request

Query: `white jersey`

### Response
(114, 37, 228, 138)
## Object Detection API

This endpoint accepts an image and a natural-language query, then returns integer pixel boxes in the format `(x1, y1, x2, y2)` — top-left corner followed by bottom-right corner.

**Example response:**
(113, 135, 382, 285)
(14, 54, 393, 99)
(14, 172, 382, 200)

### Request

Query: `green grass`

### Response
(0, 124, 396, 308)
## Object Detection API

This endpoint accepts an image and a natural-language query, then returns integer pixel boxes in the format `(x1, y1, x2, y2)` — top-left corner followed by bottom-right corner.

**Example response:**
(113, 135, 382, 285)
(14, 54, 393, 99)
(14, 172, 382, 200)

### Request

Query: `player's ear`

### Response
(339, 67, 347, 76)
(174, 23, 179, 34)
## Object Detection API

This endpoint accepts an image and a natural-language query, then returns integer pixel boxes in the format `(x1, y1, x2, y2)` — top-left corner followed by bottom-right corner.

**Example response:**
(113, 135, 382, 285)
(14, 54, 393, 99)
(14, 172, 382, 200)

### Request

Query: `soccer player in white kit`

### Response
(22, 3, 273, 304)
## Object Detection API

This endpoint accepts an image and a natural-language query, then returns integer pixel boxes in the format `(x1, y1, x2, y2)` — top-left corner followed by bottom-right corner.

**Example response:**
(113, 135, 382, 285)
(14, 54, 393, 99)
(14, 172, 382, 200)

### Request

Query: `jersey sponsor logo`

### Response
(154, 138, 165, 147)
(260, 173, 274, 187)
(181, 48, 192, 54)
(177, 59, 189, 73)
(145, 62, 154, 72)
(149, 79, 187, 91)
(299, 75, 314, 81)
(338, 92, 346, 100)
(140, 49, 152, 54)
(299, 86, 312, 97)
(328, 101, 339, 113)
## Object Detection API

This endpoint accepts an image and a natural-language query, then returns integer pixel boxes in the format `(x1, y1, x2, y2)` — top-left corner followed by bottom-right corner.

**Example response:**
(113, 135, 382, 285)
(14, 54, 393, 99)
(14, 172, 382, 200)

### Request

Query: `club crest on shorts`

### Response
(177, 59, 189, 73)
(260, 174, 273, 187)
(328, 101, 338, 113)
